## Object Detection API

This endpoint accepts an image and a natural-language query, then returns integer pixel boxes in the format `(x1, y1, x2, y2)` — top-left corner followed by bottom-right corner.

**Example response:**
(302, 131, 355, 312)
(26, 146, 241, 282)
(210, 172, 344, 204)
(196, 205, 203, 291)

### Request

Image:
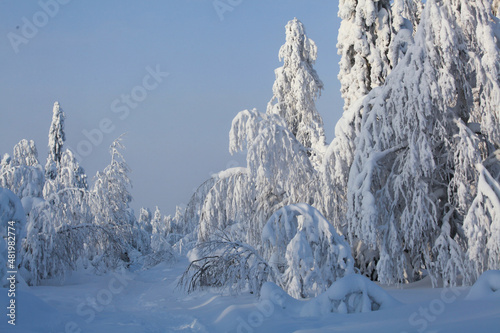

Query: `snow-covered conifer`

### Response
(45, 102, 65, 180)
(266, 18, 326, 166)
(337, 0, 393, 111)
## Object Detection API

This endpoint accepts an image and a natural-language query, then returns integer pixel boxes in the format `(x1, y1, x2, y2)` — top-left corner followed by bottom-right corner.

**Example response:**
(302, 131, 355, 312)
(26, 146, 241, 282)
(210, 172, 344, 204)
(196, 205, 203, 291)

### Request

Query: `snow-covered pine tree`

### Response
(266, 18, 326, 166)
(337, 0, 393, 112)
(44, 102, 65, 180)
(347, 0, 472, 285)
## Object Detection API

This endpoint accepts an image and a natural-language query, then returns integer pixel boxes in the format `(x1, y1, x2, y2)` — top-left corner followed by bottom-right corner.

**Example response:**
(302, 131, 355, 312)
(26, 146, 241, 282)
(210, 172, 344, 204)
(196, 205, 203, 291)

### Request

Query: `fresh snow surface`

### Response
(1, 259, 499, 333)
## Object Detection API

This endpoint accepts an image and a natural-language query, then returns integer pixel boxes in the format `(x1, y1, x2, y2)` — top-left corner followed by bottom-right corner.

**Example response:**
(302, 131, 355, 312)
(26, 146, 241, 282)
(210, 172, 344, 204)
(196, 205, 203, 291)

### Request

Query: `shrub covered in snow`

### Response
(262, 203, 354, 298)
(260, 273, 401, 316)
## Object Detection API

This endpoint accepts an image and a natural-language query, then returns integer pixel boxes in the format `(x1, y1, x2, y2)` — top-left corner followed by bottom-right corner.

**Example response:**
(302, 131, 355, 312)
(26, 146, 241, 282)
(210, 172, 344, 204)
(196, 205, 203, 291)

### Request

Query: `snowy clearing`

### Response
(1, 260, 499, 333)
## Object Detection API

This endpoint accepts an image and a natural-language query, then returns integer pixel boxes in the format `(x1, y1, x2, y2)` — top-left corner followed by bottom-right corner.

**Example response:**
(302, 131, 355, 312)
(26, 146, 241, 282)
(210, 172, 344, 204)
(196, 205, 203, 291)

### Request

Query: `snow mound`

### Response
(260, 274, 401, 317)
(465, 270, 500, 300)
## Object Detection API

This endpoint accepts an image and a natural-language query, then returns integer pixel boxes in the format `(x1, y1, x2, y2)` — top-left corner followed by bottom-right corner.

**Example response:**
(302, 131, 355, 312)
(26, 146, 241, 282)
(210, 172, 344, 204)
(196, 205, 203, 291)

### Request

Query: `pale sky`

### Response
(0, 0, 343, 216)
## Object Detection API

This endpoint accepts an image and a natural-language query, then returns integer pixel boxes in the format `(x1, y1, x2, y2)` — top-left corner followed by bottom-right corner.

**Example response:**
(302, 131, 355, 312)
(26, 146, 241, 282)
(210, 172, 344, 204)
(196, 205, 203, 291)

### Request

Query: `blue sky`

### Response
(0, 0, 343, 215)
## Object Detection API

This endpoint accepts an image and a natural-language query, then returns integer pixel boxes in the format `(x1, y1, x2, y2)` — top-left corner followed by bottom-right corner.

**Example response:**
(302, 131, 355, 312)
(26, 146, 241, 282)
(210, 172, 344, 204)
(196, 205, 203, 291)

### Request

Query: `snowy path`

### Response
(1, 259, 500, 332)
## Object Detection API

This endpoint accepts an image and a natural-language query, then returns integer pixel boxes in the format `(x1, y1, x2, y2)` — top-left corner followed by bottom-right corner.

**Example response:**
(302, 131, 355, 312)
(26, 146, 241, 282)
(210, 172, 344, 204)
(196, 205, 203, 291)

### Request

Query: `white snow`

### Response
(465, 270, 500, 300)
(1, 260, 499, 332)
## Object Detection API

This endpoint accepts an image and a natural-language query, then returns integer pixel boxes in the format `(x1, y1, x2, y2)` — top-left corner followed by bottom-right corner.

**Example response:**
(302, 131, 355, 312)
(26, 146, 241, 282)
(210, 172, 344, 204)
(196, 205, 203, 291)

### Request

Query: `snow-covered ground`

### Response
(1, 259, 499, 333)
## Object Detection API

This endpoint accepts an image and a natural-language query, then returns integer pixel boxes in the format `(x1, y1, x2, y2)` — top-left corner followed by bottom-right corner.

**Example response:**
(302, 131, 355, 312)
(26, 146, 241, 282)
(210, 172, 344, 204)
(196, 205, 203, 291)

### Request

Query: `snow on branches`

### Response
(262, 204, 354, 298)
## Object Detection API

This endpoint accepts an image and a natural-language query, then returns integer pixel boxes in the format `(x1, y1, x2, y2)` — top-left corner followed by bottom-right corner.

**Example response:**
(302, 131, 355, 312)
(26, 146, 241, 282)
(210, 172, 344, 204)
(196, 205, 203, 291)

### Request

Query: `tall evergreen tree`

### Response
(45, 102, 65, 180)
(337, 0, 393, 112)
(267, 18, 326, 166)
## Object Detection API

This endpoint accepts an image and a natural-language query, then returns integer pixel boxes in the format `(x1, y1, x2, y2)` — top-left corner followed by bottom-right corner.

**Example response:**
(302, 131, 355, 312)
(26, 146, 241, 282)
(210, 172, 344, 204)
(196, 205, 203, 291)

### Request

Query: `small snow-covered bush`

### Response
(262, 203, 354, 298)
(179, 232, 277, 295)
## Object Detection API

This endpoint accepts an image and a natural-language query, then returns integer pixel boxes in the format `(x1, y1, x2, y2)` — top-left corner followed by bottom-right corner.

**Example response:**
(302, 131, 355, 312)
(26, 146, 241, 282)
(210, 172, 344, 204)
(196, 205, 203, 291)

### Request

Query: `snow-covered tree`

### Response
(142, 206, 176, 269)
(90, 137, 135, 265)
(319, 0, 401, 237)
(12, 139, 40, 167)
(133, 207, 152, 253)
(199, 108, 315, 248)
(45, 101, 65, 180)
(150, 206, 166, 252)
(244, 112, 316, 244)
(266, 18, 326, 166)
(21, 148, 94, 284)
(43, 149, 88, 200)
(183, 177, 218, 239)
(464, 164, 500, 281)
(1, 139, 44, 202)
(138, 207, 152, 234)
(347, 0, 472, 285)
(198, 168, 253, 244)
(337, 0, 393, 111)
(58, 149, 88, 190)
(22, 187, 93, 284)
(447, 0, 500, 154)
